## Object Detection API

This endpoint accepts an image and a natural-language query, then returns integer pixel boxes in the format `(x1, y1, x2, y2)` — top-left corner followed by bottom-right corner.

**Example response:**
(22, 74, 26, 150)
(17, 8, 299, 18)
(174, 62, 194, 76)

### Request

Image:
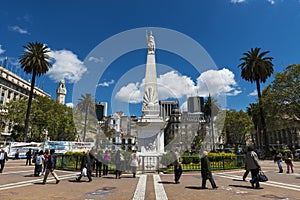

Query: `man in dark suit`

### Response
(76, 151, 93, 182)
(201, 151, 218, 189)
(25, 148, 32, 165)
(0, 148, 8, 173)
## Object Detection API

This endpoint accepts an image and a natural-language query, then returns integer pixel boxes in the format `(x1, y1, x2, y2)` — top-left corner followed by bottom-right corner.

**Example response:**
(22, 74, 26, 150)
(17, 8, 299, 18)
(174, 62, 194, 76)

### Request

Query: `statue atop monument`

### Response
(147, 31, 155, 54)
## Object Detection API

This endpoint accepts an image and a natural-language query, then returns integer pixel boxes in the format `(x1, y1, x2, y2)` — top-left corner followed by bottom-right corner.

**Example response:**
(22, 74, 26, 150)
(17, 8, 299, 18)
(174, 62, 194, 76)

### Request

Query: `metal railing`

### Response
(56, 154, 245, 173)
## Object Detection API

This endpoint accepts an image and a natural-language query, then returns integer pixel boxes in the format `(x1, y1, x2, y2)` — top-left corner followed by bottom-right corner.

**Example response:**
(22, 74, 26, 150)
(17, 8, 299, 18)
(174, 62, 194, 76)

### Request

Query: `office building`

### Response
(187, 96, 204, 113)
(95, 102, 107, 121)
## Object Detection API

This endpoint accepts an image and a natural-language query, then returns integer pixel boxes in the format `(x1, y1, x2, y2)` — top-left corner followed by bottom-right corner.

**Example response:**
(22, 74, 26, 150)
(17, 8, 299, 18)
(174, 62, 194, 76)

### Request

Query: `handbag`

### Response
(81, 167, 87, 176)
(257, 171, 268, 182)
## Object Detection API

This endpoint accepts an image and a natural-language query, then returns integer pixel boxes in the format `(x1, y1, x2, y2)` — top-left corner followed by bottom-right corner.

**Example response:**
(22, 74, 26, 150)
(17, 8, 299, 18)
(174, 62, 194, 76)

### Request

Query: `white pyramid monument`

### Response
(137, 31, 165, 155)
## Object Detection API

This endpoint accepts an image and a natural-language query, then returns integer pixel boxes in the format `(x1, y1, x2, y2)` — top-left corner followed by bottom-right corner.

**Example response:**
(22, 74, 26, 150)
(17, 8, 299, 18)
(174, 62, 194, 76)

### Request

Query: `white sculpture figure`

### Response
(147, 31, 155, 54)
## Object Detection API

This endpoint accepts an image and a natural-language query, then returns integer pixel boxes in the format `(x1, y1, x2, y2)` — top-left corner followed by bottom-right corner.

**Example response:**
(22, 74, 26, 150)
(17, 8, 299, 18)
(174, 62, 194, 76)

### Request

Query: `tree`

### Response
(246, 103, 261, 148)
(265, 64, 300, 120)
(222, 110, 253, 151)
(203, 95, 220, 151)
(6, 97, 76, 142)
(239, 47, 274, 155)
(260, 64, 300, 149)
(19, 42, 51, 141)
(76, 93, 95, 142)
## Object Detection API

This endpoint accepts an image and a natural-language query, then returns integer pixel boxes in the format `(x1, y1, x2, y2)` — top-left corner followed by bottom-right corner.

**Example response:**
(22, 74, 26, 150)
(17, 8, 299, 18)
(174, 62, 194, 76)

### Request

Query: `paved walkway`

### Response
(0, 160, 299, 199)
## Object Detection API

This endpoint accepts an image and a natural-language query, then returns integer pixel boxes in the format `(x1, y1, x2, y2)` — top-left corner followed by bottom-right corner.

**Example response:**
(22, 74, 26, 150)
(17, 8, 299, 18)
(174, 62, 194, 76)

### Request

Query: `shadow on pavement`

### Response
(158, 181, 175, 184)
(69, 180, 84, 183)
(229, 184, 255, 189)
(185, 186, 203, 190)
(24, 174, 35, 177)
(102, 176, 117, 179)
(232, 179, 248, 182)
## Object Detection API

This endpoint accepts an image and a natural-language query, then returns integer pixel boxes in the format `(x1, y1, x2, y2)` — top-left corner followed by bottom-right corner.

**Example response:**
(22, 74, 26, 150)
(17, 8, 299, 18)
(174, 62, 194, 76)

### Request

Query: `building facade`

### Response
(159, 100, 179, 121)
(0, 66, 50, 141)
(187, 96, 204, 113)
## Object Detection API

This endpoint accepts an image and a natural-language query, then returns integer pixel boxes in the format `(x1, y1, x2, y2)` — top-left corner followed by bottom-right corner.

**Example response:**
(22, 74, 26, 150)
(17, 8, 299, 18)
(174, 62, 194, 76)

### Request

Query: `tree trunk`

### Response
(24, 69, 36, 142)
(256, 79, 270, 156)
(83, 105, 89, 142)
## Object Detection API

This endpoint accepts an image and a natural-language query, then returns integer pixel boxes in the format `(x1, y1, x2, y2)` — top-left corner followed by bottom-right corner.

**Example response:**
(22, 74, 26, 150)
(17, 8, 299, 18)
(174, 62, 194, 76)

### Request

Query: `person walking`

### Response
(0, 148, 8, 173)
(25, 148, 32, 165)
(115, 150, 124, 179)
(172, 147, 182, 184)
(129, 150, 139, 178)
(42, 149, 50, 175)
(245, 145, 261, 189)
(34, 150, 44, 176)
(76, 151, 93, 182)
(201, 151, 218, 189)
(14, 149, 20, 160)
(94, 149, 103, 177)
(284, 150, 294, 173)
(42, 149, 60, 184)
(274, 150, 283, 173)
(103, 150, 110, 176)
(242, 170, 250, 181)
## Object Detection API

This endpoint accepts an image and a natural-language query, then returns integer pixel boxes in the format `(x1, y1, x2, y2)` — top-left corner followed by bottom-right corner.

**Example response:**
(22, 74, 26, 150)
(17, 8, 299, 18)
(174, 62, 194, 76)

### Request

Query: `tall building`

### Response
(56, 80, 67, 104)
(159, 100, 179, 121)
(95, 102, 107, 121)
(187, 96, 204, 113)
(0, 65, 49, 140)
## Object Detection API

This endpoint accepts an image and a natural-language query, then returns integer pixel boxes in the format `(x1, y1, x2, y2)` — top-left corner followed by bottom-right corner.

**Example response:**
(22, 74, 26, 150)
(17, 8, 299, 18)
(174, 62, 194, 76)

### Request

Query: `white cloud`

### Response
(115, 68, 241, 103)
(48, 50, 87, 83)
(231, 0, 246, 3)
(196, 68, 241, 96)
(248, 90, 257, 96)
(158, 71, 196, 99)
(115, 82, 142, 103)
(97, 80, 115, 87)
(88, 56, 104, 63)
(231, 0, 277, 4)
(66, 102, 74, 108)
(9, 25, 30, 35)
(180, 101, 187, 112)
(267, 0, 276, 4)
(0, 45, 5, 54)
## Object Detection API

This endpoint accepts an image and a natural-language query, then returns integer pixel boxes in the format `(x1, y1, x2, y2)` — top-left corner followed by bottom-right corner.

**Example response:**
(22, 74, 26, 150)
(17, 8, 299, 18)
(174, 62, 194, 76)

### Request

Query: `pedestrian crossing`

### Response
(1, 160, 300, 199)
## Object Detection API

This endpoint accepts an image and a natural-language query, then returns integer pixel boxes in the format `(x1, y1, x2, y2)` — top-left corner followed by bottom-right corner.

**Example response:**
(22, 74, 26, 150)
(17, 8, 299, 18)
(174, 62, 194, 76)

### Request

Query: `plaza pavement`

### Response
(0, 159, 299, 200)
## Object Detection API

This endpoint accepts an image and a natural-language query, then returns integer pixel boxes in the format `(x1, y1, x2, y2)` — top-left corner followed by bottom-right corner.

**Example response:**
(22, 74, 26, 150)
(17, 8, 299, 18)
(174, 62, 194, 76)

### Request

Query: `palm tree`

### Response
(203, 95, 220, 152)
(77, 93, 95, 142)
(19, 42, 51, 142)
(246, 103, 261, 149)
(239, 47, 274, 155)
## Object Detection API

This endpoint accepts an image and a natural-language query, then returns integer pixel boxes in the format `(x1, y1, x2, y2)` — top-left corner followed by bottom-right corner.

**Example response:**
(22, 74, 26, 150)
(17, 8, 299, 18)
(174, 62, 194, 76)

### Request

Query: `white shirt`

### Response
(36, 155, 44, 165)
(0, 152, 5, 160)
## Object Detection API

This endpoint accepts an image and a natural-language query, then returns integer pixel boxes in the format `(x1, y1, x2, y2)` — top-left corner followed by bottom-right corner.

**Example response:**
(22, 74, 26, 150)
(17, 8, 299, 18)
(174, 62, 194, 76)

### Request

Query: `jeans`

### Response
(174, 164, 182, 183)
(276, 160, 283, 172)
(250, 168, 260, 188)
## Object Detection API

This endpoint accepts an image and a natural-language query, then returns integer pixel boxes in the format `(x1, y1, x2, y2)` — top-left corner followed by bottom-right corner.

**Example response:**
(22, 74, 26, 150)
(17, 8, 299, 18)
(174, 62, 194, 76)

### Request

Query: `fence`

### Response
(56, 154, 245, 173)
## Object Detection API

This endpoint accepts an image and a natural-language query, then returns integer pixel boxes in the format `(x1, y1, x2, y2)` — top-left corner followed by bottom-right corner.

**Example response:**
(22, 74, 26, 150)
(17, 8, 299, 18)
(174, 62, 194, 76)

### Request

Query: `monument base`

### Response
(136, 118, 165, 155)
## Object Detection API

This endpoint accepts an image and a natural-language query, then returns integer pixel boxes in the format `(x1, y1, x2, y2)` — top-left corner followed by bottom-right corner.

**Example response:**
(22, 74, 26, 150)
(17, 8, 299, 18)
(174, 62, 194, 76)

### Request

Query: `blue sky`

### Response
(1, 0, 300, 116)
